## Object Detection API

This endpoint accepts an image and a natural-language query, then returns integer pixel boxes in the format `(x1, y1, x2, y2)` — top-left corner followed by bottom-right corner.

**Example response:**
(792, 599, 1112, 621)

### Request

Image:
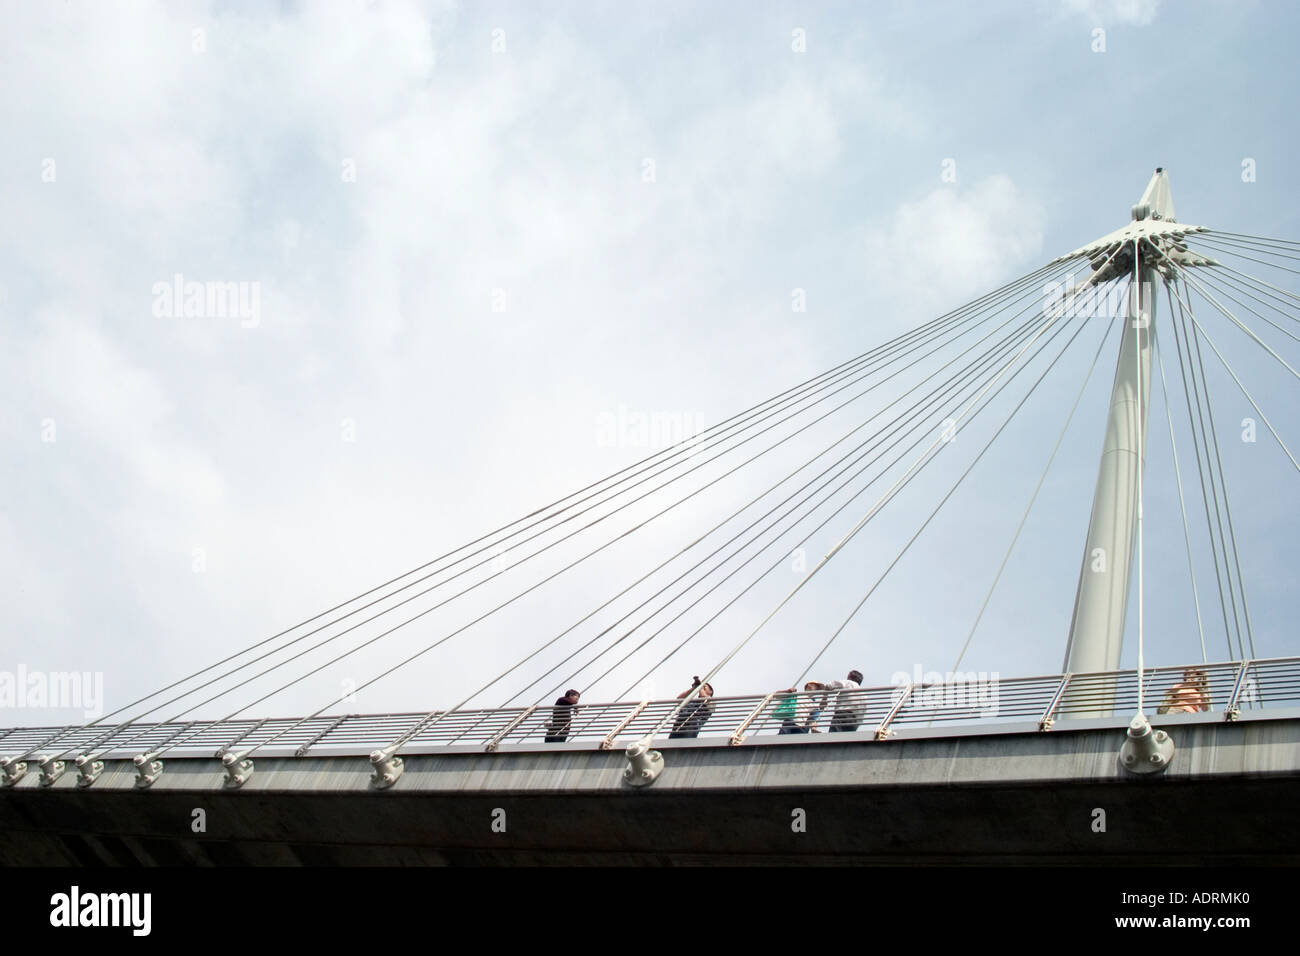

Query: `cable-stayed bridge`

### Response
(3, 169, 1298, 864)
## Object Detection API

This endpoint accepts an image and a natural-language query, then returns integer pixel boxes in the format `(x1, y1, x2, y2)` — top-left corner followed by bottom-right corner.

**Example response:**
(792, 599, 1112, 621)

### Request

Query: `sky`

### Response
(1, 0, 1298, 731)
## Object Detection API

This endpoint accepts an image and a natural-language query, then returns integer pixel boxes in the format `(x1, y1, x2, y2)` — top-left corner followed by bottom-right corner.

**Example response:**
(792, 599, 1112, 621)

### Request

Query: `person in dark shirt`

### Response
(544, 689, 581, 742)
(670, 677, 715, 739)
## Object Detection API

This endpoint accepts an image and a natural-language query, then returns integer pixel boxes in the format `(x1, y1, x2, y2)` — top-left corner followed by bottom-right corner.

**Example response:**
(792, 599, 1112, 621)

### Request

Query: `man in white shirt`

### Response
(813, 669, 865, 732)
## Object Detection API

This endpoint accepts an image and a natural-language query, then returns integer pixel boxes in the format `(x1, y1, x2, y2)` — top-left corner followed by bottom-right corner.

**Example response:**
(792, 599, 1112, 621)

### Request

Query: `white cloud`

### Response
(1, 4, 912, 723)
(861, 175, 1047, 328)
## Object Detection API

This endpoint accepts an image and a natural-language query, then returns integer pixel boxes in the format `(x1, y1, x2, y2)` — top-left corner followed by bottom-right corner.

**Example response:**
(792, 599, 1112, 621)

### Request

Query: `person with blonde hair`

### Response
(1158, 668, 1210, 714)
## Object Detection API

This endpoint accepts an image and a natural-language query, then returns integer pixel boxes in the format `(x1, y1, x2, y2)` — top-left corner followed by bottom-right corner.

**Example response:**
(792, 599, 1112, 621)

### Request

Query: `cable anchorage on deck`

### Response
(133, 753, 163, 788)
(623, 738, 662, 787)
(370, 747, 404, 789)
(222, 752, 255, 789)
(1119, 713, 1174, 774)
(74, 754, 104, 788)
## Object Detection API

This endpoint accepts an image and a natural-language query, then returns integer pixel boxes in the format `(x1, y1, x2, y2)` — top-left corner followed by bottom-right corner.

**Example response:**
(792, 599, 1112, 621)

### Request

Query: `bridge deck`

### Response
(2, 659, 1298, 864)
(2, 713, 1297, 864)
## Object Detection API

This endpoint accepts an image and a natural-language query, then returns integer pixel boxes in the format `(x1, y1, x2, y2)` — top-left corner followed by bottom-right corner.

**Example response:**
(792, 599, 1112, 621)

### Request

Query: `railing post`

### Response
(133, 752, 164, 788)
(447, 709, 505, 746)
(601, 701, 649, 751)
(729, 694, 774, 746)
(485, 706, 537, 752)
(1039, 674, 1072, 731)
(295, 713, 354, 757)
(1223, 660, 1252, 721)
(876, 685, 912, 739)
(215, 718, 268, 759)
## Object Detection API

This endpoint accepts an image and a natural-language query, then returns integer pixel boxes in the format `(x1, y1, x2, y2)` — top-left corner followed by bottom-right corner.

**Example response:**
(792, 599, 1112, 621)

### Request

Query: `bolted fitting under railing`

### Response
(38, 755, 67, 787)
(133, 753, 163, 789)
(75, 754, 104, 788)
(222, 752, 254, 789)
(623, 737, 662, 787)
(1118, 713, 1174, 774)
(0, 756, 28, 787)
(369, 747, 404, 789)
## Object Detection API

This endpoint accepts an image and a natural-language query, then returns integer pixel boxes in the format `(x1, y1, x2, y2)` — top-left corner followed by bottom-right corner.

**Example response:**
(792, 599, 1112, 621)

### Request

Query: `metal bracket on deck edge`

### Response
(222, 752, 255, 789)
(0, 756, 28, 787)
(623, 738, 662, 788)
(369, 748, 404, 789)
(75, 755, 104, 788)
(133, 753, 163, 788)
(38, 755, 66, 787)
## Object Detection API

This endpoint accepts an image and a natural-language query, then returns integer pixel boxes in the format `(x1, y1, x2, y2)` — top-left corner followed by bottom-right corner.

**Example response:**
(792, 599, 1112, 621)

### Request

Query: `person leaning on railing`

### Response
(774, 682, 825, 734)
(801, 682, 826, 732)
(1157, 668, 1211, 714)
(807, 670, 865, 732)
(774, 687, 802, 734)
(544, 689, 581, 742)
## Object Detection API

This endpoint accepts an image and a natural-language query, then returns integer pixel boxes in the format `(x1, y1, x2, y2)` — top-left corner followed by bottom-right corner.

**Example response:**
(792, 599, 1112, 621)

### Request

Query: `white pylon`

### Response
(1061, 169, 1192, 716)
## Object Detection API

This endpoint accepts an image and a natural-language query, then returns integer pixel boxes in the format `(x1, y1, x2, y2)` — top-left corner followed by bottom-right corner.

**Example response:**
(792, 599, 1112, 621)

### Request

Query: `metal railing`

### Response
(1, 657, 1296, 762)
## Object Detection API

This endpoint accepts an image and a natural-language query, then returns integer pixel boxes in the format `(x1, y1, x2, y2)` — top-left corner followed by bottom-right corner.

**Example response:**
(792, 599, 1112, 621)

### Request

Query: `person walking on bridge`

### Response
(544, 689, 581, 742)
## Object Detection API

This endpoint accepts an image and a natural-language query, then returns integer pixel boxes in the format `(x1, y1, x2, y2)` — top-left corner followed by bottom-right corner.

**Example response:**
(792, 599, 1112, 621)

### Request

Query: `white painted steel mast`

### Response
(1056, 169, 1213, 709)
